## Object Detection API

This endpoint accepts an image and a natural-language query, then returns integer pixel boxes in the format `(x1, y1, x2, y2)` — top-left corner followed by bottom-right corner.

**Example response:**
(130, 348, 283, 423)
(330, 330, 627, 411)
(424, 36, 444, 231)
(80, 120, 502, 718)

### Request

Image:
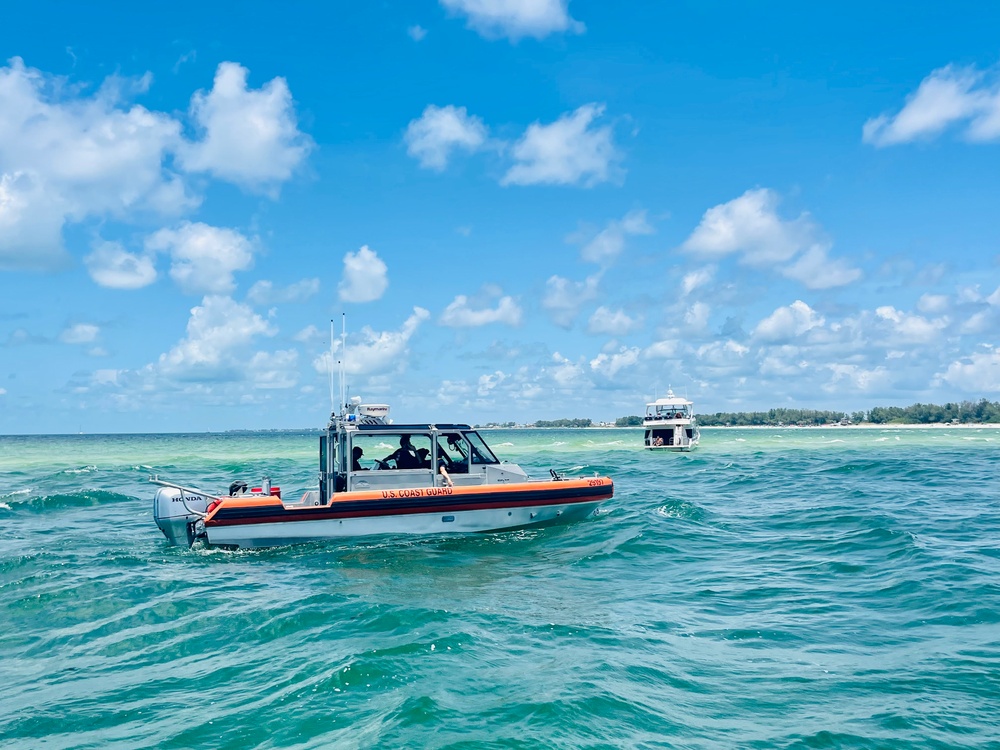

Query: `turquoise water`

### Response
(2, 427, 999, 748)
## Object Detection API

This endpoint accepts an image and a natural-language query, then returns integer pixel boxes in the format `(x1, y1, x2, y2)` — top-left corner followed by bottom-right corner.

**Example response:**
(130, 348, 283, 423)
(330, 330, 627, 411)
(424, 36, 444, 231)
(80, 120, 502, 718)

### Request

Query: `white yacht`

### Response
(643, 390, 700, 451)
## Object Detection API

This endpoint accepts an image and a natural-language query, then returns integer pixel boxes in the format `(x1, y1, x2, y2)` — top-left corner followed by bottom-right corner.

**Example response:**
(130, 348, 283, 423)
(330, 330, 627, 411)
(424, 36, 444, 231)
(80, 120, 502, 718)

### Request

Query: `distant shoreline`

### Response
(480, 423, 1000, 430)
(699, 422, 1000, 429)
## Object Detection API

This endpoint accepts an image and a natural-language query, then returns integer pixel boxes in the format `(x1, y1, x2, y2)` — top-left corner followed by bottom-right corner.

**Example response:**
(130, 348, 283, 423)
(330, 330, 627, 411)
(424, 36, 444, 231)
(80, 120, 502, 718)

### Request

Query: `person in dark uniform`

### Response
(384, 435, 421, 469)
(352, 446, 367, 471)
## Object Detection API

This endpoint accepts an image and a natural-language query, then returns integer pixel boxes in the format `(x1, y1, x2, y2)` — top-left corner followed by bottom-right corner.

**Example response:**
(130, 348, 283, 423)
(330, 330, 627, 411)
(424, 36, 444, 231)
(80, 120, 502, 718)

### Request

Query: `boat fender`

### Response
(206, 499, 222, 515)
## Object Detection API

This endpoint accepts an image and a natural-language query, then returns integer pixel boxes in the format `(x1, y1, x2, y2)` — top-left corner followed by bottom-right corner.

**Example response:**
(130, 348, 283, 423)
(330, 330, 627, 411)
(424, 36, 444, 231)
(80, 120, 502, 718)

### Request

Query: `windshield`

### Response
(351, 432, 433, 471)
(465, 431, 499, 464)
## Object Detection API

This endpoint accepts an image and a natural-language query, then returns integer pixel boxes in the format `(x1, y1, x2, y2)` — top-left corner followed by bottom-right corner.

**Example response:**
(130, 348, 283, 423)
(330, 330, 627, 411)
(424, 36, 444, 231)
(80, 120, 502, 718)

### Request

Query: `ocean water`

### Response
(1, 427, 999, 749)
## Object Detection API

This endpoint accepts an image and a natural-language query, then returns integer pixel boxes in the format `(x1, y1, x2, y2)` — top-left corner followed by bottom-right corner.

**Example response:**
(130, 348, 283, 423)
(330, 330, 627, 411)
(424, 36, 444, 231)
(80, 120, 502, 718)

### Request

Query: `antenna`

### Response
(328, 318, 337, 414)
(339, 313, 347, 417)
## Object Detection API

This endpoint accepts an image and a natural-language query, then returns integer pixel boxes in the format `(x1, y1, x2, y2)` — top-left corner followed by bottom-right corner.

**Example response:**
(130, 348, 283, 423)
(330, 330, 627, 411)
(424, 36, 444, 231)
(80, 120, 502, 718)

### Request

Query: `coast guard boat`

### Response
(153, 400, 613, 549)
(643, 390, 700, 451)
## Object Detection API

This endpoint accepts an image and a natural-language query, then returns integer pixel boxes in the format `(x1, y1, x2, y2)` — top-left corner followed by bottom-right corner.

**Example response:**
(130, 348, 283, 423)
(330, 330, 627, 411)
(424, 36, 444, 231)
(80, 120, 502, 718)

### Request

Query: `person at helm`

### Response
(384, 435, 421, 469)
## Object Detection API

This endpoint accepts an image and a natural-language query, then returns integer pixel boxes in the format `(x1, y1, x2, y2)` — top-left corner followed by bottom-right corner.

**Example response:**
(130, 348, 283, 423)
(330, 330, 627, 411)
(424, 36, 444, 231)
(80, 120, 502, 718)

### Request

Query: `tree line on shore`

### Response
(478, 399, 1000, 429)
(533, 418, 594, 428)
(613, 399, 1000, 427)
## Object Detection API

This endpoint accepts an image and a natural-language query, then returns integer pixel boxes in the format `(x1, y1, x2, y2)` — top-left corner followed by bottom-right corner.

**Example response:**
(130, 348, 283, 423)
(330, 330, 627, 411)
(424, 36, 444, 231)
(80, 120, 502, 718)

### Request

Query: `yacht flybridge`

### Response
(643, 390, 700, 451)
(153, 400, 613, 549)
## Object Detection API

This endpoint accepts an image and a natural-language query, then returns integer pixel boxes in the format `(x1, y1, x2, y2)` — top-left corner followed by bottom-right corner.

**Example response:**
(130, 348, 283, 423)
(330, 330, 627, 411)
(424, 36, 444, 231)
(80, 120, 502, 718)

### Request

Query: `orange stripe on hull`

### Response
(205, 477, 613, 526)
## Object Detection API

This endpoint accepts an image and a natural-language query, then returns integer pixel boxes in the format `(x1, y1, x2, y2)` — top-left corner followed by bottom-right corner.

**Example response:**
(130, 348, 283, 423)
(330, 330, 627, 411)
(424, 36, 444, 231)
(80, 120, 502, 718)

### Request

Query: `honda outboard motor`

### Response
(153, 487, 209, 547)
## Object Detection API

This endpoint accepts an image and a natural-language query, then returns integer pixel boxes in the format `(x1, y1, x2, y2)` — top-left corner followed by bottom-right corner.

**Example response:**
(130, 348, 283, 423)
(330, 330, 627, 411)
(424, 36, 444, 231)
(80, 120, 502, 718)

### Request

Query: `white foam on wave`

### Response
(875, 437, 889, 442)
(63, 465, 98, 474)
(550, 441, 566, 446)
(566, 465, 585, 472)
(497, 442, 514, 447)
(734, 438, 746, 442)
(826, 439, 846, 444)
(0, 502, 11, 510)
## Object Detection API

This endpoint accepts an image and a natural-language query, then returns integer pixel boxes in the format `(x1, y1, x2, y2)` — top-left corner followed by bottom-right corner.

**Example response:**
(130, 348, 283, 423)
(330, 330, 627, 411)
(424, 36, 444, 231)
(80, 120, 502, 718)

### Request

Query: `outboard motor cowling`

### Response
(153, 487, 209, 546)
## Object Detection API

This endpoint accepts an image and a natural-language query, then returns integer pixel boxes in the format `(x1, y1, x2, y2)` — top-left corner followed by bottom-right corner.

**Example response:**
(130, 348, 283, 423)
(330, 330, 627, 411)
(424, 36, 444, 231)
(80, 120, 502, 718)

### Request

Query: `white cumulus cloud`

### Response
(502, 104, 620, 187)
(338, 245, 388, 303)
(823, 363, 891, 393)
(549, 351, 585, 387)
(644, 339, 680, 359)
(405, 105, 489, 170)
(875, 305, 947, 343)
(542, 272, 601, 328)
(917, 293, 950, 314)
(937, 347, 1000, 393)
(441, 294, 522, 327)
(588, 306, 641, 336)
(440, 0, 584, 41)
(0, 59, 191, 271)
(247, 277, 320, 305)
(682, 266, 716, 296)
(60, 323, 100, 344)
(84, 240, 158, 289)
(313, 307, 430, 376)
(682, 188, 860, 289)
(684, 301, 711, 330)
(753, 300, 825, 342)
(178, 62, 312, 191)
(293, 324, 323, 343)
(782, 246, 862, 289)
(590, 346, 640, 379)
(145, 222, 254, 295)
(155, 295, 277, 381)
(0, 59, 311, 272)
(248, 349, 299, 389)
(863, 63, 1000, 147)
(579, 209, 652, 264)
(477, 370, 508, 396)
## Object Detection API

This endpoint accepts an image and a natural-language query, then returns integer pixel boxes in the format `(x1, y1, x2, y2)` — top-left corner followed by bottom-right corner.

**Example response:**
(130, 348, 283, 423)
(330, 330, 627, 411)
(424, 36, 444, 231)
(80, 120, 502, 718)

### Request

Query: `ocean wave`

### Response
(9, 490, 137, 513)
(2, 428, 998, 749)
(61, 465, 99, 475)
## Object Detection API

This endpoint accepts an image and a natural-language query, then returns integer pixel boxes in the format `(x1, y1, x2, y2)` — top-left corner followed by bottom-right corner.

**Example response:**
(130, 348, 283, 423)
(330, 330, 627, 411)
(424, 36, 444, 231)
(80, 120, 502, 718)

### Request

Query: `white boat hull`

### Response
(645, 443, 698, 452)
(205, 500, 601, 548)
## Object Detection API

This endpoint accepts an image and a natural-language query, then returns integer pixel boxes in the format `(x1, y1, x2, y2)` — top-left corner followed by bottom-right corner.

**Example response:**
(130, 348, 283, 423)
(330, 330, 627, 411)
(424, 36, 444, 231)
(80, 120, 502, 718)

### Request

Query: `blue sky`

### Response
(2, 1, 1000, 433)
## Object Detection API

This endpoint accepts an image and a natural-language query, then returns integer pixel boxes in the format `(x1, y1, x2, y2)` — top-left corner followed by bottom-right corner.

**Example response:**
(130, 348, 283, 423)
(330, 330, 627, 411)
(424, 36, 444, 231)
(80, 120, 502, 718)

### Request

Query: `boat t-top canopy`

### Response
(645, 389, 692, 409)
(348, 422, 473, 432)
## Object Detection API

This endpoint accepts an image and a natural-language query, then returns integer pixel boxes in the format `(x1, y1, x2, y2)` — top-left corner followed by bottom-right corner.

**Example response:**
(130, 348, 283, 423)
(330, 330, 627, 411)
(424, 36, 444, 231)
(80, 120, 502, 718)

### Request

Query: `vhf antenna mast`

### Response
(328, 319, 336, 417)
(339, 313, 347, 417)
